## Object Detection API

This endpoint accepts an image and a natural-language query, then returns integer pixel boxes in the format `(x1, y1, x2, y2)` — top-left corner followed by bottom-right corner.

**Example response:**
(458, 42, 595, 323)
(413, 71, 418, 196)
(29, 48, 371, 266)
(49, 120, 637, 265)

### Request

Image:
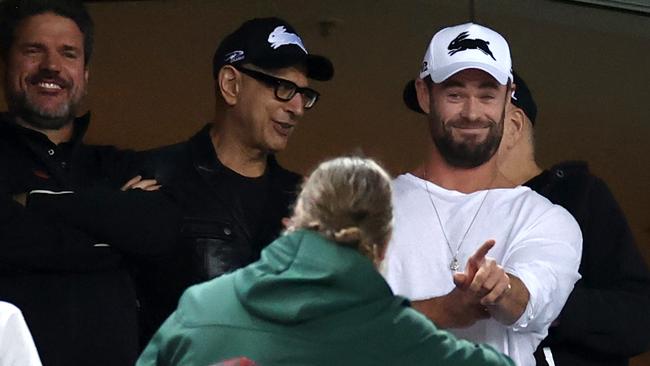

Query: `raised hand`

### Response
(453, 240, 511, 306)
(412, 239, 527, 328)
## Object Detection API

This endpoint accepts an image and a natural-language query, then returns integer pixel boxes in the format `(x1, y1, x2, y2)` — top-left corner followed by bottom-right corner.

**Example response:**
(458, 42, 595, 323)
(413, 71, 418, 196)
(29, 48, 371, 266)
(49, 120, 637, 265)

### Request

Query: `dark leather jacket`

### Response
(136, 123, 301, 343)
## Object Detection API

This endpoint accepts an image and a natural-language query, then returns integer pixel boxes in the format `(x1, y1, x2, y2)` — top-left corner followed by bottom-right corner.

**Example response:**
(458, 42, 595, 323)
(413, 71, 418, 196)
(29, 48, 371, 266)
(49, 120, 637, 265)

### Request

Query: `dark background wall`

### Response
(2, 0, 648, 363)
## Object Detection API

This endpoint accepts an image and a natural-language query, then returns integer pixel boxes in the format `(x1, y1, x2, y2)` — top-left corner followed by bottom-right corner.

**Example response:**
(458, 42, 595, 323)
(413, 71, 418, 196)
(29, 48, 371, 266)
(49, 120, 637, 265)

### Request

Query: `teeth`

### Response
(38, 82, 62, 90)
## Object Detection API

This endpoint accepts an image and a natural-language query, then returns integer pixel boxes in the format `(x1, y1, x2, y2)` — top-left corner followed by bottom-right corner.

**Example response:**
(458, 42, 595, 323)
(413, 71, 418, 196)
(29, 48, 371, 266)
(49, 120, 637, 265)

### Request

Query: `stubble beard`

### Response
(429, 107, 505, 169)
(5, 72, 84, 130)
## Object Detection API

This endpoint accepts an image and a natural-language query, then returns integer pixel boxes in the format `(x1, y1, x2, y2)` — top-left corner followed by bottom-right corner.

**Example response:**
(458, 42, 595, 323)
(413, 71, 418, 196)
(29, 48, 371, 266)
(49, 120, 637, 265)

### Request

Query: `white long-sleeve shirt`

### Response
(382, 173, 582, 366)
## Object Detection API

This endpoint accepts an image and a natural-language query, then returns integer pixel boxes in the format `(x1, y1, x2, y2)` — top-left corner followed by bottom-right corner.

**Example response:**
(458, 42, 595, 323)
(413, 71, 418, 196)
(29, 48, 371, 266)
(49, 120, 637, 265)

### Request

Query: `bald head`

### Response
(496, 82, 540, 186)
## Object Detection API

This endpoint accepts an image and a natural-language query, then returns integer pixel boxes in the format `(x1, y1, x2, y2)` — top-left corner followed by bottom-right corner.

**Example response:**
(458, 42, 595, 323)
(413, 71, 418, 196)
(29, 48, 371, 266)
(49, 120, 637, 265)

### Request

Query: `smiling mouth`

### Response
(37, 82, 63, 90)
(450, 122, 492, 129)
(28, 72, 69, 92)
(39, 82, 62, 89)
(273, 121, 296, 138)
(275, 121, 295, 129)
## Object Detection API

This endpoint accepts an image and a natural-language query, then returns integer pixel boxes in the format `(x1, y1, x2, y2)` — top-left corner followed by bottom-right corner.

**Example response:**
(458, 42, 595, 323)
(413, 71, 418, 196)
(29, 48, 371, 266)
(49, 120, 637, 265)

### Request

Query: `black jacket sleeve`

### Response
(544, 176, 650, 357)
(26, 187, 183, 258)
(0, 192, 122, 273)
(0, 120, 149, 274)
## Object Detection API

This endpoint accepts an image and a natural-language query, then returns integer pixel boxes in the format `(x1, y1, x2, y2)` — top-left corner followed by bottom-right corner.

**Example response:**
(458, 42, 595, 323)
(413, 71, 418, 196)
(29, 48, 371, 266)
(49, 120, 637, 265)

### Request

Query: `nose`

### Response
(460, 97, 480, 121)
(285, 93, 305, 118)
(40, 51, 62, 73)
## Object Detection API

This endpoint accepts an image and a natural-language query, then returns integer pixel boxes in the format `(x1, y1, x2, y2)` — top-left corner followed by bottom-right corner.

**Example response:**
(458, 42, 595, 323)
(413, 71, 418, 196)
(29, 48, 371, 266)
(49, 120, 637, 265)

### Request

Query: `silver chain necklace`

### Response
(422, 169, 491, 271)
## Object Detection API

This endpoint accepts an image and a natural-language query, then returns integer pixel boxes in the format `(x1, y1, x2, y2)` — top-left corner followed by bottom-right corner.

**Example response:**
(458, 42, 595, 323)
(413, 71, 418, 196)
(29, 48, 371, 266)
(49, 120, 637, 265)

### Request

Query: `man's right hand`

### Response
(412, 240, 502, 328)
(453, 240, 511, 306)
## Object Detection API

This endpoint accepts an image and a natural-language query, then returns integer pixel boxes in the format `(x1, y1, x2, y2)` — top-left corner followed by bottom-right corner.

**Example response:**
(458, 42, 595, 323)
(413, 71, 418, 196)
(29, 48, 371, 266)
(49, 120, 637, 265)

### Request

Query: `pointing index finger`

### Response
(461, 240, 496, 288)
(468, 239, 495, 266)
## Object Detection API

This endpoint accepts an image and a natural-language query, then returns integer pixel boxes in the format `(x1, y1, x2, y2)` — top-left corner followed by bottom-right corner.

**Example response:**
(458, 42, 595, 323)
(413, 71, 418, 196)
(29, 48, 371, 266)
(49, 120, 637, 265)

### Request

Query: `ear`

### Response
(503, 105, 525, 150)
(217, 66, 239, 106)
(415, 78, 432, 114)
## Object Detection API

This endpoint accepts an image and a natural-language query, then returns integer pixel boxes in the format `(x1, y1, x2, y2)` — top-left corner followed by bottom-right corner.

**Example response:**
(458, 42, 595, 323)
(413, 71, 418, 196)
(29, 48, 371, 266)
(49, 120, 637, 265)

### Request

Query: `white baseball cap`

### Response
(404, 22, 513, 113)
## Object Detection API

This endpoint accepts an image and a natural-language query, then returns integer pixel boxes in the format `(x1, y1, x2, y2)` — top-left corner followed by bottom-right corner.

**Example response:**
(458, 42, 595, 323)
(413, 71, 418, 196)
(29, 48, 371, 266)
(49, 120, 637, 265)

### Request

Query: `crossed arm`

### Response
(412, 240, 530, 329)
(1, 175, 174, 273)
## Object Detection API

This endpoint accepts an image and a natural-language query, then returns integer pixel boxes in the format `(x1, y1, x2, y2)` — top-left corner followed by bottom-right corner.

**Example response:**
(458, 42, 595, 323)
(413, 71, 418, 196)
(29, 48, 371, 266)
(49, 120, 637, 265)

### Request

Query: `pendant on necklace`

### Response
(449, 257, 460, 271)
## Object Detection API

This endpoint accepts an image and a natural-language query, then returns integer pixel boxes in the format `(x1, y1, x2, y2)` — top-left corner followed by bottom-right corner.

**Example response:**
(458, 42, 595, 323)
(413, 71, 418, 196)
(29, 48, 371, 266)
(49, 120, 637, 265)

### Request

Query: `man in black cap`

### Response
(136, 17, 334, 342)
(497, 73, 650, 366)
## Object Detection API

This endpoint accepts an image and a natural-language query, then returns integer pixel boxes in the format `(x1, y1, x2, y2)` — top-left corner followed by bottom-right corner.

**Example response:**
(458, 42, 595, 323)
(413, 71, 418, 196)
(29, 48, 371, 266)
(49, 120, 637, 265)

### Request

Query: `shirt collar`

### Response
(189, 122, 281, 176)
(0, 112, 91, 148)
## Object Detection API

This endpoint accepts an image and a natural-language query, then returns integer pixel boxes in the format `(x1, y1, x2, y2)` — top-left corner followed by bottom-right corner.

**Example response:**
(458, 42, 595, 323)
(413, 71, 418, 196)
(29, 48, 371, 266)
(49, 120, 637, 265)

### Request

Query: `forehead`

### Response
(441, 69, 502, 88)
(13, 12, 84, 50)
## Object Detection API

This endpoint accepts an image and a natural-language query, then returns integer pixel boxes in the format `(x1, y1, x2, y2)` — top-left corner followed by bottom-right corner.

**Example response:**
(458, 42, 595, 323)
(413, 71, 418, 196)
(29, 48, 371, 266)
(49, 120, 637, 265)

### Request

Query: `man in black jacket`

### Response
(0, 1, 179, 364)
(497, 72, 650, 366)
(137, 17, 334, 343)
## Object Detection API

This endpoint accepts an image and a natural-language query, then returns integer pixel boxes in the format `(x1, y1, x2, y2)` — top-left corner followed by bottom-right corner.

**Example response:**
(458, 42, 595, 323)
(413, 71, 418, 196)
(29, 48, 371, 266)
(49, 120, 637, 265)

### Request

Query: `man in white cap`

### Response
(382, 23, 582, 366)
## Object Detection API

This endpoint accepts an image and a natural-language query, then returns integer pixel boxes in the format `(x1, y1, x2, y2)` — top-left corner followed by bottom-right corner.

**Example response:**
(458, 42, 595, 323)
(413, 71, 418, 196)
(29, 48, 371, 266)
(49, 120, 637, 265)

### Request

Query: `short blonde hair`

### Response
(288, 156, 393, 260)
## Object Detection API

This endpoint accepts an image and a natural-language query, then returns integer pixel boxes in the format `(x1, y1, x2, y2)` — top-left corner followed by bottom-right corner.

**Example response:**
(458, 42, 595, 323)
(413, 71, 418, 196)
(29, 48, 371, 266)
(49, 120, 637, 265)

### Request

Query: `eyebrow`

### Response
(19, 42, 81, 51)
(19, 42, 46, 49)
(440, 79, 500, 90)
(478, 81, 500, 89)
(440, 80, 464, 89)
(61, 45, 81, 53)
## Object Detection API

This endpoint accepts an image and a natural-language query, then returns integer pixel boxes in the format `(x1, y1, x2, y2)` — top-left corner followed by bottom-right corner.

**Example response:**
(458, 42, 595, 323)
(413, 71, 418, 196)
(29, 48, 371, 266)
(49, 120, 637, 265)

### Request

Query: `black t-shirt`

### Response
(221, 165, 270, 245)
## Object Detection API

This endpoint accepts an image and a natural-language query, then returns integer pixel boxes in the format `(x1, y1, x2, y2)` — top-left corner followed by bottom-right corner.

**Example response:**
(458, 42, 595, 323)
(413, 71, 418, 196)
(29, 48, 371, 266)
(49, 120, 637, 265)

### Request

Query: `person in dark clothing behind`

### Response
(0, 1, 180, 364)
(497, 72, 650, 366)
(136, 17, 334, 343)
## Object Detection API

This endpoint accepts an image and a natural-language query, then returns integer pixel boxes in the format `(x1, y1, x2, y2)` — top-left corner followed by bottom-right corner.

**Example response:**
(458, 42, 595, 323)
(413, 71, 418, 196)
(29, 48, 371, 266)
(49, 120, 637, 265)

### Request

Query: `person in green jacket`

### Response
(137, 156, 514, 366)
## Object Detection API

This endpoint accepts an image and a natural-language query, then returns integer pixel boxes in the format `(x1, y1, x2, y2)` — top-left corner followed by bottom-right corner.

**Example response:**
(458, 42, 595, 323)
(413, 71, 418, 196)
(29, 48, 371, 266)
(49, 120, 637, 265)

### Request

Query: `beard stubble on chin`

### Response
(11, 92, 78, 130)
(429, 107, 505, 169)
(6, 70, 83, 130)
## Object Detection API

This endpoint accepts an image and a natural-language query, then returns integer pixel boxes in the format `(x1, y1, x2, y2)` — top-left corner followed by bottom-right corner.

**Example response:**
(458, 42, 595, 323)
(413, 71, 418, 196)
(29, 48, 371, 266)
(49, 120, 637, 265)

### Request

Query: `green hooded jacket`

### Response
(137, 230, 514, 366)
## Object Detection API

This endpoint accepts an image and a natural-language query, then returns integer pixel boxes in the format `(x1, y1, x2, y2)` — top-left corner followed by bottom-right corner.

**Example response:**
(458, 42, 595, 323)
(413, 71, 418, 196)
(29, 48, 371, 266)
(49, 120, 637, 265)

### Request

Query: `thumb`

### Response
(453, 272, 468, 288)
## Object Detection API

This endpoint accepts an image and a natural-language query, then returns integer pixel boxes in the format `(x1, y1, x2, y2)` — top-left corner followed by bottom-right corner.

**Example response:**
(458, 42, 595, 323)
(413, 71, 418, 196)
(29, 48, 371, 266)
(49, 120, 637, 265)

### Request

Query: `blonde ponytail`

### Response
(288, 157, 393, 263)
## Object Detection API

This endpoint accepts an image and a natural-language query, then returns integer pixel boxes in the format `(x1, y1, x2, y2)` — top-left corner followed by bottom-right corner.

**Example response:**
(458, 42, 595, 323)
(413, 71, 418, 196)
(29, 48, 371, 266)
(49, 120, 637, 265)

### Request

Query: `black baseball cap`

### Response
(511, 72, 537, 125)
(213, 17, 333, 81)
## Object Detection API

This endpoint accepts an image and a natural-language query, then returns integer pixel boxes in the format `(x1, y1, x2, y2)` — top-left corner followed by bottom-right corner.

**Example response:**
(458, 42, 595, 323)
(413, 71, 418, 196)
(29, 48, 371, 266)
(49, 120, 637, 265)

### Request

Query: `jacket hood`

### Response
(233, 230, 393, 324)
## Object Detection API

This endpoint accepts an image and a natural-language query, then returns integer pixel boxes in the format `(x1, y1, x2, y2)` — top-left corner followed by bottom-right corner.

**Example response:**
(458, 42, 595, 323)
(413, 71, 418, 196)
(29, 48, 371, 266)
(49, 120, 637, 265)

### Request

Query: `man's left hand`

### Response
(121, 175, 161, 191)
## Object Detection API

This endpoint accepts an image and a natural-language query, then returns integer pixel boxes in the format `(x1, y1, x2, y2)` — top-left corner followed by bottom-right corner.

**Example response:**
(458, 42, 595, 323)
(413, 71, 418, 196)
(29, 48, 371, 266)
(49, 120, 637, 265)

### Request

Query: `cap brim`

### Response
(403, 79, 425, 114)
(251, 53, 333, 81)
(305, 54, 334, 81)
(430, 62, 511, 85)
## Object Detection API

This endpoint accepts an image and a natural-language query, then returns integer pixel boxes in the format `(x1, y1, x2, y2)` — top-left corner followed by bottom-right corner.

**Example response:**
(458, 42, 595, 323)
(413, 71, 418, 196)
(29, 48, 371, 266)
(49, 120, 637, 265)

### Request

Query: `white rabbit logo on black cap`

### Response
(267, 26, 307, 53)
